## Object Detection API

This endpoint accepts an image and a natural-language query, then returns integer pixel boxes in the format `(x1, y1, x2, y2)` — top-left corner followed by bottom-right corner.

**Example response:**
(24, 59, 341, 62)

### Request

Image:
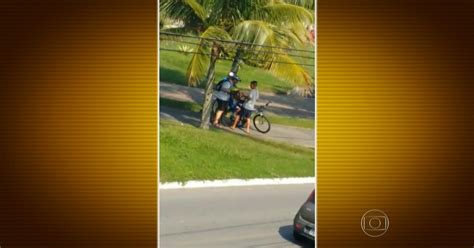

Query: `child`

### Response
(231, 81, 259, 133)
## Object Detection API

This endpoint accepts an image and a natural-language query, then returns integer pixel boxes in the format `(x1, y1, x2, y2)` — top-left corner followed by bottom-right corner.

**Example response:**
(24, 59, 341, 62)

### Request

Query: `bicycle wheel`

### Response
(253, 115, 271, 133)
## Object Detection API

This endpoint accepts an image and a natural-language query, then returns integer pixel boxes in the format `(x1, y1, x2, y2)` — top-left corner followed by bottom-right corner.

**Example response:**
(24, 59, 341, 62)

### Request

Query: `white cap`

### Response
(228, 71, 235, 77)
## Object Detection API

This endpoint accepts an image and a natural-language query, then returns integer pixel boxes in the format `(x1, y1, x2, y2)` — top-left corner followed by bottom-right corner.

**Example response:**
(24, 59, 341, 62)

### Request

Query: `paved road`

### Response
(160, 106, 315, 148)
(160, 82, 315, 119)
(159, 184, 315, 248)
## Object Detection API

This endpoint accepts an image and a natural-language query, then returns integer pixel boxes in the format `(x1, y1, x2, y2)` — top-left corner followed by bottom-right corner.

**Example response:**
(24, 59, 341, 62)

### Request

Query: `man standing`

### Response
(213, 73, 240, 127)
(231, 81, 259, 134)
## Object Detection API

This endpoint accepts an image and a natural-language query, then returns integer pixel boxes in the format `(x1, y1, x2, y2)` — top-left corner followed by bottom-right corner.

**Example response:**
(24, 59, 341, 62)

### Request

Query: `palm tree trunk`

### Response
(230, 47, 243, 73)
(200, 43, 220, 129)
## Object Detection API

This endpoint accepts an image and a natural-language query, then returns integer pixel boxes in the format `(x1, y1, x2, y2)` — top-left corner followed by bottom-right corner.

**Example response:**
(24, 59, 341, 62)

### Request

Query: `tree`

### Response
(161, 0, 314, 128)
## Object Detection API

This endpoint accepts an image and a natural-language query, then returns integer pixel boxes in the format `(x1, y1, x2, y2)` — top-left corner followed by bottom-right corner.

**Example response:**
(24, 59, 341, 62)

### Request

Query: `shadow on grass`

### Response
(211, 124, 314, 153)
(160, 106, 201, 127)
(160, 98, 202, 113)
(278, 225, 315, 248)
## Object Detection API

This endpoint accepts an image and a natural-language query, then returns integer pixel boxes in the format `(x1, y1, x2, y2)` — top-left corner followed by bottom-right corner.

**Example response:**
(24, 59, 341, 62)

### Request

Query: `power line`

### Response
(160, 38, 203, 47)
(160, 38, 315, 60)
(159, 37, 315, 59)
(160, 48, 315, 67)
(160, 32, 315, 54)
(160, 48, 315, 68)
(160, 31, 315, 54)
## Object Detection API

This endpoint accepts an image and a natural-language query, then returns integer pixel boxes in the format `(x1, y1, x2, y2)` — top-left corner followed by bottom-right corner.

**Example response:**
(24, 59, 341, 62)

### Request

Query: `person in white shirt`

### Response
(213, 74, 240, 127)
(231, 81, 259, 133)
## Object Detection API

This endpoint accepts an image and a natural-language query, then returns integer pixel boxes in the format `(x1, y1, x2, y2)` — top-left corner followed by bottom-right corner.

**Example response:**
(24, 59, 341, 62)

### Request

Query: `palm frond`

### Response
(186, 43, 209, 86)
(200, 26, 232, 40)
(160, 0, 207, 23)
(231, 20, 275, 48)
(184, 0, 207, 21)
(232, 20, 308, 52)
(186, 26, 232, 86)
(260, 3, 314, 25)
(275, 23, 310, 46)
(265, 54, 313, 87)
(282, 0, 315, 10)
(230, 21, 312, 87)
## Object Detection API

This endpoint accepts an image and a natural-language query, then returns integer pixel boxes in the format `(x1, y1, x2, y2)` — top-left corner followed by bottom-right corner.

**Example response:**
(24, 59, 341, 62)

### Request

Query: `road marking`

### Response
(159, 177, 315, 190)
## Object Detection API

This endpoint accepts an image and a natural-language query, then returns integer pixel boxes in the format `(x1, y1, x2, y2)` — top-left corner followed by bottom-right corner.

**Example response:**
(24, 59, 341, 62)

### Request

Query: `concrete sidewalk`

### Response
(160, 82, 315, 119)
(160, 106, 315, 148)
(160, 177, 315, 189)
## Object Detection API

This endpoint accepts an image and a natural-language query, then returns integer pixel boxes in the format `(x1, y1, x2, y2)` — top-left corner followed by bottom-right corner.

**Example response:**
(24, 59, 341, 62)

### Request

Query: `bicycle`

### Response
(211, 99, 272, 134)
(251, 101, 272, 134)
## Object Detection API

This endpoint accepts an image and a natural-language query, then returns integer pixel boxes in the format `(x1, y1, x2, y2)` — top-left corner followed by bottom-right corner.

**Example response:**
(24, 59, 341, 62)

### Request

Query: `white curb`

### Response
(159, 177, 315, 190)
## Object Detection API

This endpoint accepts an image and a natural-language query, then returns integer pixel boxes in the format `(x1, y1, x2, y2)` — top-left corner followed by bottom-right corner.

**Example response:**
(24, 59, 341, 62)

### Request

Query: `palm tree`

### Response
(161, 0, 314, 129)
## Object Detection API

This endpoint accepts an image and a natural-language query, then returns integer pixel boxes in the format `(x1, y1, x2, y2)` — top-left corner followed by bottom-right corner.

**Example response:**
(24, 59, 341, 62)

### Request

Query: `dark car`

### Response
(293, 190, 315, 241)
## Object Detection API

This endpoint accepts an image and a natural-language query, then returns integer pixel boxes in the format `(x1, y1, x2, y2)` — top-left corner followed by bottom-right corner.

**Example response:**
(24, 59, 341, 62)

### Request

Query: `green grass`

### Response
(159, 39, 315, 94)
(160, 120, 314, 182)
(266, 114, 315, 129)
(160, 98, 315, 129)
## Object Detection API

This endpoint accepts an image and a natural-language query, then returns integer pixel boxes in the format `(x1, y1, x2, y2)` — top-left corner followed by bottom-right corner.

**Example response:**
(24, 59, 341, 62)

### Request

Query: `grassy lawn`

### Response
(159, 40, 314, 94)
(160, 98, 315, 129)
(160, 120, 314, 182)
(266, 114, 315, 129)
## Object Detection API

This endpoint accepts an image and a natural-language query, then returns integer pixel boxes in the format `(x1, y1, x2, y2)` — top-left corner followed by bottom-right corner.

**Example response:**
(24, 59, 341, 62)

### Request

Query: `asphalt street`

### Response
(159, 184, 315, 248)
